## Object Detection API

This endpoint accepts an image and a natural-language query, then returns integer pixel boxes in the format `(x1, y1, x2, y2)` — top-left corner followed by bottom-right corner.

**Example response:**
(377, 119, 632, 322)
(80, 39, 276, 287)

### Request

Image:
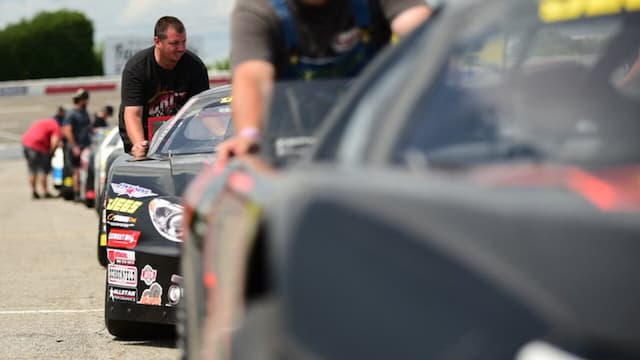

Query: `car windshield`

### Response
(154, 100, 232, 157)
(395, 2, 640, 168)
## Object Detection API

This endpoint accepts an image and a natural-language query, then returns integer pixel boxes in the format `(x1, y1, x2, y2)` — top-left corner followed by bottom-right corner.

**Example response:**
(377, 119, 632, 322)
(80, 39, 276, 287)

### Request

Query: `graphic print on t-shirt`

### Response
(148, 88, 188, 118)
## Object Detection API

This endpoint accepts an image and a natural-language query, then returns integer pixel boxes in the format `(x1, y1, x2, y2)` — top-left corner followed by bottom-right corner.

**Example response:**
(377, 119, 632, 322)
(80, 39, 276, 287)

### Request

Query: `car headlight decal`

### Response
(148, 198, 184, 242)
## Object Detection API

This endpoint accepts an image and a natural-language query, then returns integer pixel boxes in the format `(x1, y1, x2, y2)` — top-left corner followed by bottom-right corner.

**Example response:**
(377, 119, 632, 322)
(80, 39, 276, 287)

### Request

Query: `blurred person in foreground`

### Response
(215, 0, 433, 167)
(22, 115, 62, 199)
(93, 105, 114, 129)
(62, 88, 92, 201)
(119, 16, 209, 159)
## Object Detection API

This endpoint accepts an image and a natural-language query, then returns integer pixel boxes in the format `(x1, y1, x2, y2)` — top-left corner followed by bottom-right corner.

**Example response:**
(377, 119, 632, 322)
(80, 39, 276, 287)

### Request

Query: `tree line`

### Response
(0, 10, 102, 81)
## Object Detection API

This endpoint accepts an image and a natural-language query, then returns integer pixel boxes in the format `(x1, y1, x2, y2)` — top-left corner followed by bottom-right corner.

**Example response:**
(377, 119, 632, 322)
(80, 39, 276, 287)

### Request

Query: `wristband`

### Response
(239, 127, 260, 140)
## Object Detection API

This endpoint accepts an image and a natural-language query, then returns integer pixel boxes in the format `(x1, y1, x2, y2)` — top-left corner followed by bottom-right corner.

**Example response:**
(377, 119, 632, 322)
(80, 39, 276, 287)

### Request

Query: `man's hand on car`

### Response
(131, 140, 149, 159)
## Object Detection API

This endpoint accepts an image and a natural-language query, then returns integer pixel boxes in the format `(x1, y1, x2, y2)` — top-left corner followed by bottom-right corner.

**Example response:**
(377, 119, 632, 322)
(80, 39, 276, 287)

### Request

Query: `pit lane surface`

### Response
(0, 92, 179, 359)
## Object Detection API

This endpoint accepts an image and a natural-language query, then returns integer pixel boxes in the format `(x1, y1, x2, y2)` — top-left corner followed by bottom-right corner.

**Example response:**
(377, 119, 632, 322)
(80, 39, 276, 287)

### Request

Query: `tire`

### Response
(179, 233, 206, 360)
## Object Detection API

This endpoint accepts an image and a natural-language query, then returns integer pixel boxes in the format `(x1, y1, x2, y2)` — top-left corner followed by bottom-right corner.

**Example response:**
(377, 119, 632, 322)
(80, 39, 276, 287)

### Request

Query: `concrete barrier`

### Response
(0, 71, 231, 97)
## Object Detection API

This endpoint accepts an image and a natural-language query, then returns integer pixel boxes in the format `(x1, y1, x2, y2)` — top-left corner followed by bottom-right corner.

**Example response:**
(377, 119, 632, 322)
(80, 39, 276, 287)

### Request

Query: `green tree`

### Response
(0, 10, 102, 81)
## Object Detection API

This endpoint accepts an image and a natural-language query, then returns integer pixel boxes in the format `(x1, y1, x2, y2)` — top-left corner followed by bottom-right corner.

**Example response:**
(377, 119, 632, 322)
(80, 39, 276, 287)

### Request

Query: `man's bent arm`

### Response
(124, 106, 145, 145)
(231, 59, 275, 134)
(391, 5, 432, 36)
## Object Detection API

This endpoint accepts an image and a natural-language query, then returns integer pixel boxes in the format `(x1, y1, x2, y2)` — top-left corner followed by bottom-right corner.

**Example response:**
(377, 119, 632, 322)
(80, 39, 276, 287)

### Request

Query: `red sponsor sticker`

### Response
(107, 229, 141, 249)
(107, 248, 136, 265)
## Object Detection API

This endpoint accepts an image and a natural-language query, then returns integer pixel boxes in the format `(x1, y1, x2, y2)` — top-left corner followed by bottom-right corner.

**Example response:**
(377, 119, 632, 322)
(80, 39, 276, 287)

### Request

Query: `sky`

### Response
(0, 0, 234, 64)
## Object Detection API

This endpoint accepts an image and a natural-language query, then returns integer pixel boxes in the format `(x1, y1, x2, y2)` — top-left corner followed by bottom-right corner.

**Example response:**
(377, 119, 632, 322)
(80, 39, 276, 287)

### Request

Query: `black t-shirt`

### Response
(63, 108, 92, 148)
(118, 46, 209, 153)
(231, 0, 426, 78)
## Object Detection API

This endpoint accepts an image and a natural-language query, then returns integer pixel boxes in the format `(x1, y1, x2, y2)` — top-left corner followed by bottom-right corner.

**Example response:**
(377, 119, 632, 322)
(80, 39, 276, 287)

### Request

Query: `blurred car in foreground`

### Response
(181, 1, 640, 359)
(102, 86, 233, 338)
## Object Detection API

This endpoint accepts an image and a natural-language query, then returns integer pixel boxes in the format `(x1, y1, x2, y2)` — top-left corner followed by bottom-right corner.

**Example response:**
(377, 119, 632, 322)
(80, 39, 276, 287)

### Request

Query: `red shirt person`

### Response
(22, 118, 61, 199)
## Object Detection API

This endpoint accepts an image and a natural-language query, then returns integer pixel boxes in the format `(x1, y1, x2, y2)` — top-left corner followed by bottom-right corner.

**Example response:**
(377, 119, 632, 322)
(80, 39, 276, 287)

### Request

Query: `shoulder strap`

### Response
(270, 0, 299, 51)
(349, 0, 370, 28)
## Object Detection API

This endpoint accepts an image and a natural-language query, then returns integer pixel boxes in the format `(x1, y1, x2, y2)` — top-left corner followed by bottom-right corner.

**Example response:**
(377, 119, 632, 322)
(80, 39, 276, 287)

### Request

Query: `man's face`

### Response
(155, 26, 187, 65)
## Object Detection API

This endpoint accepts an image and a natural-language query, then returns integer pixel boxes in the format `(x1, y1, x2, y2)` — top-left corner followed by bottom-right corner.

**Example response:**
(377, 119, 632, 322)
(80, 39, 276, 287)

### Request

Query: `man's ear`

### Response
(153, 36, 160, 46)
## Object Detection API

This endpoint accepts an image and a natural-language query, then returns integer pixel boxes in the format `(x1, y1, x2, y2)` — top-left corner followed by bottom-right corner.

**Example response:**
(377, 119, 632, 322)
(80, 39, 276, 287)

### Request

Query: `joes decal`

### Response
(107, 229, 141, 249)
(109, 287, 137, 303)
(139, 283, 163, 306)
(106, 198, 143, 214)
(111, 183, 158, 198)
(107, 264, 137, 288)
(140, 265, 158, 286)
(107, 248, 136, 265)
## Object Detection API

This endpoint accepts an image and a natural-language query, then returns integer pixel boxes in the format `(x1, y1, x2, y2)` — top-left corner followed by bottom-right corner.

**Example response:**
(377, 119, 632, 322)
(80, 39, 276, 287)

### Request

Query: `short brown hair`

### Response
(154, 16, 185, 40)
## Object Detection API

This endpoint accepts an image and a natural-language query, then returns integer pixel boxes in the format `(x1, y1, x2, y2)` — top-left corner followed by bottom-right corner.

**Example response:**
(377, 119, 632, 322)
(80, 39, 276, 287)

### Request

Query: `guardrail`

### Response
(0, 71, 231, 97)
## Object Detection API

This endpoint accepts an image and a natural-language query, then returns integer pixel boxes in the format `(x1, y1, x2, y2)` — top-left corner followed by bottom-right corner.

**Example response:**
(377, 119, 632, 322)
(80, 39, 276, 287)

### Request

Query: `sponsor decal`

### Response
(107, 221, 136, 229)
(140, 265, 157, 286)
(100, 233, 107, 246)
(108, 264, 137, 288)
(107, 248, 135, 265)
(109, 287, 137, 303)
(106, 197, 143, 214)
(107, 229, 140, 249)
(106, 213, 138, 229)
(167, 275, 184, 306)
(111, 183, 157, 199)
(107, 213, 138, 224)
(138, 283, 163, 306)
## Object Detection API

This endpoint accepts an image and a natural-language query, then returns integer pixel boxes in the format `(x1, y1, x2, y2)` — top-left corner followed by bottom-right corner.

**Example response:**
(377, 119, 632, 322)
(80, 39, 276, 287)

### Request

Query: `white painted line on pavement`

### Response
(0, 105, 45, 114)
(0, 130, 22, 141)
(0, 309, 102, 315)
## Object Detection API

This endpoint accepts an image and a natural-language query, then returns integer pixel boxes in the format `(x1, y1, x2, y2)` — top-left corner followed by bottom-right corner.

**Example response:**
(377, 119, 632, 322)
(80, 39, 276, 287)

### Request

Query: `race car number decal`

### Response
(539, 0, 640, 23)
(108, 264, 137, 288)
(106, 197, 143, 214)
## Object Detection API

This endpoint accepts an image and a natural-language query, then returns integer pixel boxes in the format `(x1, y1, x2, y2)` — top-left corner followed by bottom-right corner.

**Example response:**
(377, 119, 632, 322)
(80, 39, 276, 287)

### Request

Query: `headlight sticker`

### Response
(148, 199, 184, 242)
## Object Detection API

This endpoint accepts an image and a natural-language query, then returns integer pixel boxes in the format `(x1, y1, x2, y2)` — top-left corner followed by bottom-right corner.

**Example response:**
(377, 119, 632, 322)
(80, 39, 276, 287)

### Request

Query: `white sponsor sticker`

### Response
(109, 287, 137, 302)
(107, 248, 136, 265)
(108, 264, 137, 288)
(111, 182, 157, 198)
(140, 265, 158, 286)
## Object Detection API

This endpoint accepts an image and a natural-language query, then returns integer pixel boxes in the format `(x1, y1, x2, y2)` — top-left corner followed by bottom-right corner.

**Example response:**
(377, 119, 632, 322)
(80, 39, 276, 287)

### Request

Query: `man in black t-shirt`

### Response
(119, 16, 209, 159)
(215, 0, 432, 167)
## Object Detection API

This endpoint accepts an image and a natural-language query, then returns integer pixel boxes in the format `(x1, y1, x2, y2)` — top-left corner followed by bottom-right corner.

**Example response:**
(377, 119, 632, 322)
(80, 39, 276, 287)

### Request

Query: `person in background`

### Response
(215, 0, 432, 167)
(93, 105, 114, 128)
(53, 106, 66, 127)
(21, 116, 62, 199)
(62, 88, 92, 201)
(119, 16, 209, 159)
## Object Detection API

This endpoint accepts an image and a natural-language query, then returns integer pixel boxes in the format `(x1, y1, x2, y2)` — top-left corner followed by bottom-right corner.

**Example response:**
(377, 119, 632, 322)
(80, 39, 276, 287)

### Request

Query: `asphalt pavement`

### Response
(0, 91, 179, 359)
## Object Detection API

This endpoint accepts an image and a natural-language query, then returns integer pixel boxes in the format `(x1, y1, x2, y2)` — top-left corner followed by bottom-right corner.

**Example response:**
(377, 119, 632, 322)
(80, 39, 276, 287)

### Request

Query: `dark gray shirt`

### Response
(231, 0, 427, 78)
(63, 108, 91, 148)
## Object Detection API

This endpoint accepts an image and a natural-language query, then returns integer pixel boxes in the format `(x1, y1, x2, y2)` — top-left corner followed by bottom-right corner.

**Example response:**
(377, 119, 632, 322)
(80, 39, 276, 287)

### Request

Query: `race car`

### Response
(181, 1, 640, 359)
(102, 85, 234, 338)
(93, 126, 124, 216)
